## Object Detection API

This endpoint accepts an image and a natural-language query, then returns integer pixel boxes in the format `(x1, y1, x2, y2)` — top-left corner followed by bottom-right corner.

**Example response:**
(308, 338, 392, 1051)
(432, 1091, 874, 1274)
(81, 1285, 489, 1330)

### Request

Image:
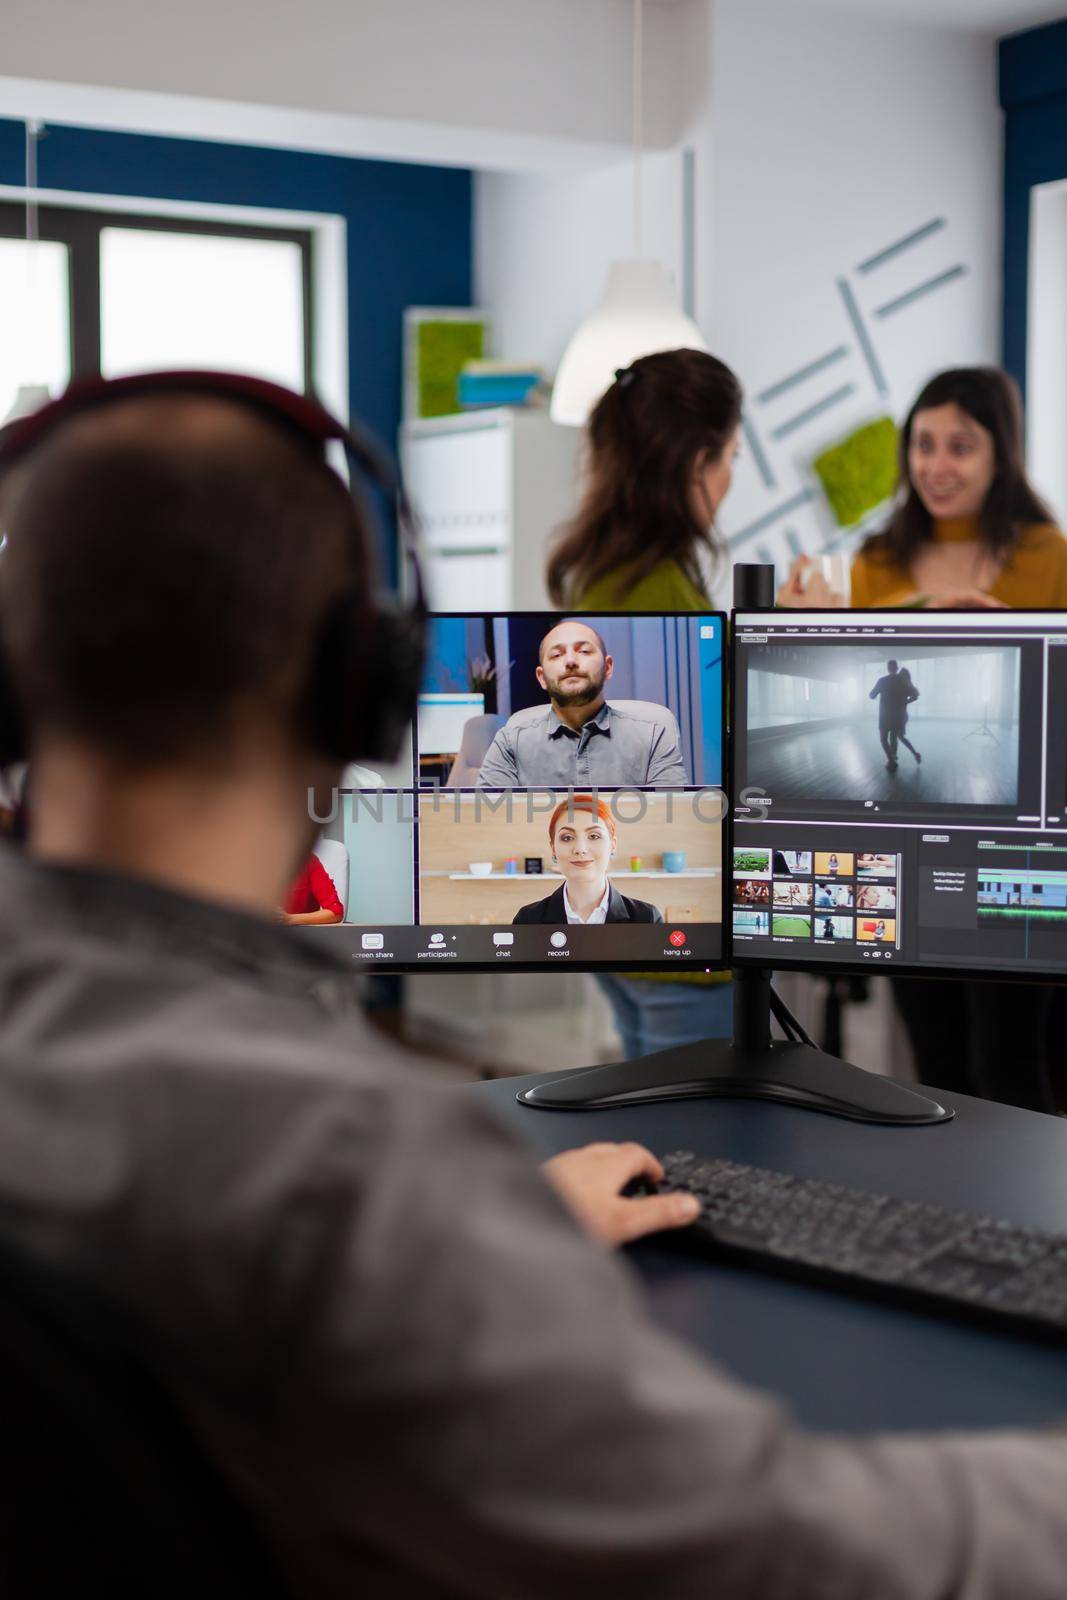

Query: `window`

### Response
(100, 226, 305, 387)
(0, 237, 71, 419)
(0, 201, 314, 408)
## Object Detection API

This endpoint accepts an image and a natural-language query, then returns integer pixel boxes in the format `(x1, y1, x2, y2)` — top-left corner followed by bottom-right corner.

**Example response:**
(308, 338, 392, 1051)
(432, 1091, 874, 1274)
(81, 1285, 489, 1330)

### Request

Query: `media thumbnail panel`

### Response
(734, 821, 1067, 977)
(732, 823, 903, 968)
(288, 786, 725, 971)
(732, 620, 1049, 828)
(416, 612, 725, 790)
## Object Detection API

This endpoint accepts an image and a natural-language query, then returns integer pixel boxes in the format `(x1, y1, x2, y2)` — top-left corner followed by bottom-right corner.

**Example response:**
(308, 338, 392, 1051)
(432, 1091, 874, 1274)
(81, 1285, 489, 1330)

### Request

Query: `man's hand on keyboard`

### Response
(541, 1142, 701, 1248)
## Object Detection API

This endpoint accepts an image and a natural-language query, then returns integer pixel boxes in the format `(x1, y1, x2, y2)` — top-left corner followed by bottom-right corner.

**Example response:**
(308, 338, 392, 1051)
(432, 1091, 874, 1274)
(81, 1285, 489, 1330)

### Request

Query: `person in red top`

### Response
(281, 853, 343, 925)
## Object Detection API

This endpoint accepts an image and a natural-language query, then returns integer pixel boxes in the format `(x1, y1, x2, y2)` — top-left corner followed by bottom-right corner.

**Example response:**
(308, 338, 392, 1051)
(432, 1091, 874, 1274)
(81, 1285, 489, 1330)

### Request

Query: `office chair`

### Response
(445, 712, 506, 785)
(0, 1238, 291, 1597)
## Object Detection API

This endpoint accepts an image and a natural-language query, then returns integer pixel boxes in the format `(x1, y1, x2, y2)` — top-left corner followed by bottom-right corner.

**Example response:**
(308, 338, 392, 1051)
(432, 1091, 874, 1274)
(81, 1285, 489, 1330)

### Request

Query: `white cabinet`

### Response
(400, 408, 580, 610)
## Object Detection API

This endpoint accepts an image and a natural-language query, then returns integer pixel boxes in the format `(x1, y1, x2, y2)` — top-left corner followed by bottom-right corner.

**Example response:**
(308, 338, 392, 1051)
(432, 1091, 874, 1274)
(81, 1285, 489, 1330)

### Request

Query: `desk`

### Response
(476, 1073, 1067, 1434)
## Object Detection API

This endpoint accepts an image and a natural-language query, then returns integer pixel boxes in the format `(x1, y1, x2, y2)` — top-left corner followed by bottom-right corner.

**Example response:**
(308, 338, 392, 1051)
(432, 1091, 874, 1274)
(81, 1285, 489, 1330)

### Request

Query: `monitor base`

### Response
(517, 1037, 952, 1123)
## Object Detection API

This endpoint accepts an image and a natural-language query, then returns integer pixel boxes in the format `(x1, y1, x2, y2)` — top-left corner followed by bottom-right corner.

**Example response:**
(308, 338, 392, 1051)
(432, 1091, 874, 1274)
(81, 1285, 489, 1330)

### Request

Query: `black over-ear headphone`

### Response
(0, 370, 426, 768)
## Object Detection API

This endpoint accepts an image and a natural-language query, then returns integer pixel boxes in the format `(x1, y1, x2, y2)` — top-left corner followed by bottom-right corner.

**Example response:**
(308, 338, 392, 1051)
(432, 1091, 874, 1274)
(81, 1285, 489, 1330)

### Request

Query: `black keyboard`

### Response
(660, 1151, 1067, 1343)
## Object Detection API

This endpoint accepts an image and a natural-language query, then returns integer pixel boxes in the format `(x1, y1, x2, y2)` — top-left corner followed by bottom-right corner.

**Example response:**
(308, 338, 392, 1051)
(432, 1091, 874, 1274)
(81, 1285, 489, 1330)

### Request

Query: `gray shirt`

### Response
(0, 842, 1064, 1598)
(476, 701, 689, 788)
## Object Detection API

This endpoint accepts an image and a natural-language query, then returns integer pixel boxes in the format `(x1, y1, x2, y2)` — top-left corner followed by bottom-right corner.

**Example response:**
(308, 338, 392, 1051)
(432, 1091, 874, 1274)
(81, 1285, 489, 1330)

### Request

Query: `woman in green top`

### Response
(546, 347, 743, 1060)
(547, 347, 743, 610)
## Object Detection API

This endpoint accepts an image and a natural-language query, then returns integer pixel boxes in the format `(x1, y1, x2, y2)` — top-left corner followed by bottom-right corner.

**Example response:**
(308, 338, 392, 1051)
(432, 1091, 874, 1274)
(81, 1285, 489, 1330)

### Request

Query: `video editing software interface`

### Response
(294, 612, 727, 970)
(732, 610, 1067, 977)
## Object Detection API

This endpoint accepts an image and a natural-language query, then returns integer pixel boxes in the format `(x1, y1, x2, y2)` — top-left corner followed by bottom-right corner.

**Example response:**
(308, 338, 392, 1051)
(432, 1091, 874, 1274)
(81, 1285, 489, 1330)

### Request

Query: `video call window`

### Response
(417, 613, 724, 791)
(419, 789, 723, 928)
(284, 790, 416, 931)
(287, 610, 728, 972)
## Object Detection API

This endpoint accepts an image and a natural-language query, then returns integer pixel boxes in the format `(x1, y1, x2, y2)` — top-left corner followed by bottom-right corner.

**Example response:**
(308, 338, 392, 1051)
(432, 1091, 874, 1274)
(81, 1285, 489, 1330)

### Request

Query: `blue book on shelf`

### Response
(458, 372, 540, 408)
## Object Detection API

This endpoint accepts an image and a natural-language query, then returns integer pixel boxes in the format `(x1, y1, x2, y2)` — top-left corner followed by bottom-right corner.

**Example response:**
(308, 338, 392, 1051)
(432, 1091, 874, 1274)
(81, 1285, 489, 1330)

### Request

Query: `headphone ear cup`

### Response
(307, 595, 425, 766)
(353, 606, 425, 764)
(0, 611, 28, 767)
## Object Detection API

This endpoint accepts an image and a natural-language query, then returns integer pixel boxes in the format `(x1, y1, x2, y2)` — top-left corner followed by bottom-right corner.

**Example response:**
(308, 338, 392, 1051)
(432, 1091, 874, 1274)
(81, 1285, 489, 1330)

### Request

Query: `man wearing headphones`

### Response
(0, 375, 1064, 1598)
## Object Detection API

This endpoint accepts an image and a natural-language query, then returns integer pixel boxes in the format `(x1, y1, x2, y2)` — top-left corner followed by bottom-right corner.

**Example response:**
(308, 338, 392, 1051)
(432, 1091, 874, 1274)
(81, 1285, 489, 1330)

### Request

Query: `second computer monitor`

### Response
(731, 608, 1067, 980)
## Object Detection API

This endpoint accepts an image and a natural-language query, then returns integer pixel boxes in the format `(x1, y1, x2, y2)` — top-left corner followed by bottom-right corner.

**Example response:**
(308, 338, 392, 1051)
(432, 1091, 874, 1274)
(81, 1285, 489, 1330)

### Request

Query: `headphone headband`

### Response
(1, 368, 389, 490)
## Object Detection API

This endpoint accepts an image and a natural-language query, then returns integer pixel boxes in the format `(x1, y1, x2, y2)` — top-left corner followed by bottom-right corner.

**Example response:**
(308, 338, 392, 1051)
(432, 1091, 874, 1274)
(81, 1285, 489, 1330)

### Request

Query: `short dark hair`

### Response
(537, 620, 608, 663)
(887, 659, 898, 671)
(0, 395, 369, 764)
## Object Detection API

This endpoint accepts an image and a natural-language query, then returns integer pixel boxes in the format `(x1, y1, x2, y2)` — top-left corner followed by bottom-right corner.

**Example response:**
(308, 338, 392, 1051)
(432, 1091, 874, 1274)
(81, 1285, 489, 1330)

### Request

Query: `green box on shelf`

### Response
(415, 319, 486, 418)
(813, 416, 899, 528)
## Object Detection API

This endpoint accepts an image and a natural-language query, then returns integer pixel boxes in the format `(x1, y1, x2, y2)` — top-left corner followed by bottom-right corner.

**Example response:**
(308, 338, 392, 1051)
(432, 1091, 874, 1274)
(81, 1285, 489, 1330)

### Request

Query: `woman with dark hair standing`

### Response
(781, 366, 1067, 609)
(546, 348, 742, 1060)
(547, 348, 742, 609)
(783, 367, 1067, 1111)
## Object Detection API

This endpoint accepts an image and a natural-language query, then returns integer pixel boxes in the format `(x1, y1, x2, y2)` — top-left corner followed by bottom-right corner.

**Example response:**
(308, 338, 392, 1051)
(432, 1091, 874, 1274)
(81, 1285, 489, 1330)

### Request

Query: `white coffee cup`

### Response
(798, 554, 851, 607)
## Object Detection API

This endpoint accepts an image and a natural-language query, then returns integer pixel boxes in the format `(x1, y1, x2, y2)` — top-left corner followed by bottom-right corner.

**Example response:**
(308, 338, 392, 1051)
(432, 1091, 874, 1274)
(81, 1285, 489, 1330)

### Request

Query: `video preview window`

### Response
(736, 639, 1024, 819)
(417, 613, 724, 790)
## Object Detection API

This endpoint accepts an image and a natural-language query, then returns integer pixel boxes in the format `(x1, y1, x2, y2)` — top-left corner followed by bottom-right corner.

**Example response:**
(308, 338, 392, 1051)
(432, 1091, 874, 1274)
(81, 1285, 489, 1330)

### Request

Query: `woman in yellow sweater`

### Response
(784, 366, 1066, 1111)
(782, 366, 1067, 610)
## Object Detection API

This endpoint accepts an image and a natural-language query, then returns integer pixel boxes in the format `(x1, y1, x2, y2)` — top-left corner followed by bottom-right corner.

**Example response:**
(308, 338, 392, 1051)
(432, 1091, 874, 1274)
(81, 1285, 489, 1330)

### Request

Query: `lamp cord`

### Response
(24, 120, 42, 245)
(632, 0, 643, 259)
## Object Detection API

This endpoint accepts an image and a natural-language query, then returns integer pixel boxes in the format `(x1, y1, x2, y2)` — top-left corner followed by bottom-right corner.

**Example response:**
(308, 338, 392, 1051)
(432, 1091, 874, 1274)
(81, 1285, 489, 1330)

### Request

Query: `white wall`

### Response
(475, 150, 688, 375)
(704, 0, 1002, 573)
(1026, 180, 1067, 525)
(473, 0, 1004, 582)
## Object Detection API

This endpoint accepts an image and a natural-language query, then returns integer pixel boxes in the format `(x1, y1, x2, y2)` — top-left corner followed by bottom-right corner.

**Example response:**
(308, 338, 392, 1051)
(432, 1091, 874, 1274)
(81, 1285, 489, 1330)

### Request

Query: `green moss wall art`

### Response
(812, 416, 899, 529)
(404, 309, 488, 419)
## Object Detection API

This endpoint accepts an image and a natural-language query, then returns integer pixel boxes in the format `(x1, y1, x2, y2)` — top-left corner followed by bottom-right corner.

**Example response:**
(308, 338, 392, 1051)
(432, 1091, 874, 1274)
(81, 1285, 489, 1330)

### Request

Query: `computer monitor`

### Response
(732, 607, 1067, 981)
(289, 611, 728, 974)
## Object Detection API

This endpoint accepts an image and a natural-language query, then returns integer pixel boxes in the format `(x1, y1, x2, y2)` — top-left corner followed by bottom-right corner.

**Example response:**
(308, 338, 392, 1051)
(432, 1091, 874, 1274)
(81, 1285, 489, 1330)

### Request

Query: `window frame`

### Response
(0, 200, 315, 390)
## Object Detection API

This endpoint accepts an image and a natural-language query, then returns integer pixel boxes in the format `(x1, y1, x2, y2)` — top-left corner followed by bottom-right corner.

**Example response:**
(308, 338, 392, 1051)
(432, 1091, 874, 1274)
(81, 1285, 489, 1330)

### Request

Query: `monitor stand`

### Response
(517, 969, 953, 1125)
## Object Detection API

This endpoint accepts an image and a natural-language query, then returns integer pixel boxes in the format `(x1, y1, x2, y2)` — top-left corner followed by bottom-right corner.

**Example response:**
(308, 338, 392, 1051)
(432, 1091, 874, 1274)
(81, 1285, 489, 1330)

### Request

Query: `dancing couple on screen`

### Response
(869, 659, 921, 773)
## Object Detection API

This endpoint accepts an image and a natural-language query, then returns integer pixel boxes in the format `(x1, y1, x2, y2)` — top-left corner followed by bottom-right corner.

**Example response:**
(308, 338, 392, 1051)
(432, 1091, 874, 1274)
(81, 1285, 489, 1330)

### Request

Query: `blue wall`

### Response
(999, 20, 1067, 398)
(0, 117, 472, 475)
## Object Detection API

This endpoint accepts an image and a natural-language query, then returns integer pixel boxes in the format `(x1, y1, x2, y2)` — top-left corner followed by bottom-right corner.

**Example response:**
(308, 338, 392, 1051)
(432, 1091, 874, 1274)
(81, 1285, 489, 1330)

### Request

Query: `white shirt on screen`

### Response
(563, 880, 611, 925)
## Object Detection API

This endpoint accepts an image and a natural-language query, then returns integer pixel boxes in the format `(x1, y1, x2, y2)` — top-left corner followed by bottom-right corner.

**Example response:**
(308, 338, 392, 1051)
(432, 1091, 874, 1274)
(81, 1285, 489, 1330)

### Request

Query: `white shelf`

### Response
(437, 869, 721, 881)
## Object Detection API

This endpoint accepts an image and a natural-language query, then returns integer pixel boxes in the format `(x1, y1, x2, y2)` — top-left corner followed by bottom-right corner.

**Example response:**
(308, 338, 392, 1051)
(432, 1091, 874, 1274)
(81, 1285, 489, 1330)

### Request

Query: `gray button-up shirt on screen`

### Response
(476, 700, 689, 788)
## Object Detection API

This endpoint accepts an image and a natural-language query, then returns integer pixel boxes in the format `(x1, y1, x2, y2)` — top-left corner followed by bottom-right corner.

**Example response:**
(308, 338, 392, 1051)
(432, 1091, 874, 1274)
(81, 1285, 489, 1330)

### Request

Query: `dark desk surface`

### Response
(475, 1073, 1067, 1435)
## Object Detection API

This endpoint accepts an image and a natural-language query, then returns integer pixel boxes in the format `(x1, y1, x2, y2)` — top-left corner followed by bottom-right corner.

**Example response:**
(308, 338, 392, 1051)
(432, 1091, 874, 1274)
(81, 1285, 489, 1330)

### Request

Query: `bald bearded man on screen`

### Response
(476, 620, 689, 788)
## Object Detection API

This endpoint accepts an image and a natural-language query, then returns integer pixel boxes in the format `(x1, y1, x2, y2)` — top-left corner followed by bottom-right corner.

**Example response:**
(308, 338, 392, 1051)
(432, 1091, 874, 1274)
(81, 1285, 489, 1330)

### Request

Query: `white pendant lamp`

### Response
(550, 0, 707, 427)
